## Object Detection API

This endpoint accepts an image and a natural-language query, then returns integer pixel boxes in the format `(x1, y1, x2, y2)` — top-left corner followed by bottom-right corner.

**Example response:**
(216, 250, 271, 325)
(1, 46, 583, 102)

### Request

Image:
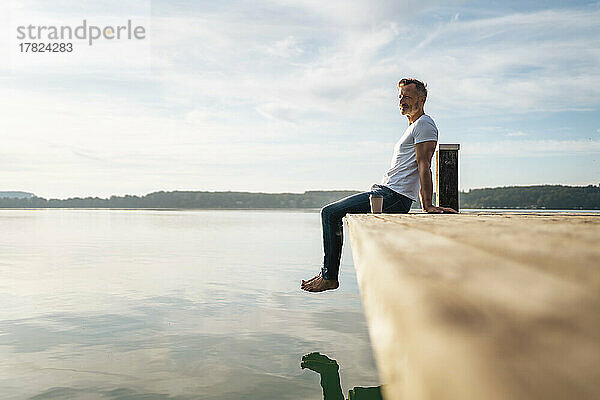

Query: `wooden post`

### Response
(436, 144, 460, 212)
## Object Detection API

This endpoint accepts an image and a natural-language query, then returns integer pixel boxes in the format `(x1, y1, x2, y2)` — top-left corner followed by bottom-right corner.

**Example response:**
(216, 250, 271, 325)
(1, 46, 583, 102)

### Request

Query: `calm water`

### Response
(0, 210, 379, 400)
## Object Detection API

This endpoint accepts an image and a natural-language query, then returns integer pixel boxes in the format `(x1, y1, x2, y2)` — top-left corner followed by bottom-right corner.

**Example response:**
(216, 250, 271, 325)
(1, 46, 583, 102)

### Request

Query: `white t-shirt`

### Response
(381, 114, 438, 201)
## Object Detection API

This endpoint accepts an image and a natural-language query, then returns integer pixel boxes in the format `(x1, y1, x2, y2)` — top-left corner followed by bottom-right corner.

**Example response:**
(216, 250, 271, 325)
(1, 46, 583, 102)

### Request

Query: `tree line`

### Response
(459, 185, 600, 209)
(0, 190, 360, 209)
(0, 185, 598, 209)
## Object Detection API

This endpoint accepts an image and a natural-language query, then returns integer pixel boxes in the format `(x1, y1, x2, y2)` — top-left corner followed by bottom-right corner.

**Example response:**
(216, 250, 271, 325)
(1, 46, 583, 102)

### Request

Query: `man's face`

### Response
(398, 84, 423, 116)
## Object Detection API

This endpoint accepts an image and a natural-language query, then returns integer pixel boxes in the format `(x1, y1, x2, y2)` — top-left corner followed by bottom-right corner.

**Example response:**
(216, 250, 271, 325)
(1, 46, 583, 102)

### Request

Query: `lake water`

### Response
(0, 209, 380, 400)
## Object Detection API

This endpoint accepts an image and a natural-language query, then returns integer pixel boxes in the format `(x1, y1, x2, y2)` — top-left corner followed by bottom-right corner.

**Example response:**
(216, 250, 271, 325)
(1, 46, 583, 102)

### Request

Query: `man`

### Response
(301, 78, 457, 293)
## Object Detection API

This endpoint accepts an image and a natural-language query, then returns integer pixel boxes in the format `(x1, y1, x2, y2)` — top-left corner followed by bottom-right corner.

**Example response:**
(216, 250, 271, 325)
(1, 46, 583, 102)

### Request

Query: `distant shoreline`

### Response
(1, 185, 599, 210)
(1, 208, 599, 214)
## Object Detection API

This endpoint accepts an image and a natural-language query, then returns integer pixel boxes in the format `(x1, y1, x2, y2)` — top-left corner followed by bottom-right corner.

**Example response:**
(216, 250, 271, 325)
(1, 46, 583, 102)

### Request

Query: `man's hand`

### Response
(423, 204, 457, 213)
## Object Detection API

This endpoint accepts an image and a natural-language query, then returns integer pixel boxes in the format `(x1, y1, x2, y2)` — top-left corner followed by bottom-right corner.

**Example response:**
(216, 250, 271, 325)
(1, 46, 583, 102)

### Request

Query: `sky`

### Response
(1, 0, 599, 198)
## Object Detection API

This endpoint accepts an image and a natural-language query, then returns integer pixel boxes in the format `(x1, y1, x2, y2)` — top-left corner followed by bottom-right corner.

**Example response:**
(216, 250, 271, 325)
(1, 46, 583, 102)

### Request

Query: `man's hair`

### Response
(398, 78, 427, 98)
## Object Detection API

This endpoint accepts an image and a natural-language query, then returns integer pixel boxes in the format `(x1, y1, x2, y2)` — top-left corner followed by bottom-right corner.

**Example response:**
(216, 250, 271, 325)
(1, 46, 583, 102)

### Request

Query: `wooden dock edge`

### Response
(346, 213, 600, 400)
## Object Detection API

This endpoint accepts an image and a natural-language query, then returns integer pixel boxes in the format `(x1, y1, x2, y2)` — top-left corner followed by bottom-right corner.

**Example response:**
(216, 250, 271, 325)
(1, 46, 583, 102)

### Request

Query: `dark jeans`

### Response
(320, 184, 413, 280)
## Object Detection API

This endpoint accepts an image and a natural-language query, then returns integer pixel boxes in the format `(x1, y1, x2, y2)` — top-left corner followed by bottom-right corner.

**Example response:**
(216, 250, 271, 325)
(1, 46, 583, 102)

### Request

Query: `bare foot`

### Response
(301, 274, 320, 286)
(301, 273, 339, 292)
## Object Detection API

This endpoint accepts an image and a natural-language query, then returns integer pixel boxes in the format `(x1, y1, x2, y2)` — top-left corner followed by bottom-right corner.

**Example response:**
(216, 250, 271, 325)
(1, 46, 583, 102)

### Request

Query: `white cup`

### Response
(369, 194, 383, 213)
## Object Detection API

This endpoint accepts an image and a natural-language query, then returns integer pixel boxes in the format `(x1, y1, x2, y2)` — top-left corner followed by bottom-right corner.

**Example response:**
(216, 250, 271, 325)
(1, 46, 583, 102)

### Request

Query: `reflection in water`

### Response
(1, 210, 380, 399)
(301, 352, 383, 400)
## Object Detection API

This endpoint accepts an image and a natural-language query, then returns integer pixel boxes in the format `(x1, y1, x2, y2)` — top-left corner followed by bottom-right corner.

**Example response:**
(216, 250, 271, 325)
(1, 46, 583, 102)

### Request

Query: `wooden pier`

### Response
(347, 212, 600, 400)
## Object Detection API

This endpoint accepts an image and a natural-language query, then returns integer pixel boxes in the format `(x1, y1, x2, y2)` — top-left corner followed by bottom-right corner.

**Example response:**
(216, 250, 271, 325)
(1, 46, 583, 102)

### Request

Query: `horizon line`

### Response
(2, 183, 600, 201)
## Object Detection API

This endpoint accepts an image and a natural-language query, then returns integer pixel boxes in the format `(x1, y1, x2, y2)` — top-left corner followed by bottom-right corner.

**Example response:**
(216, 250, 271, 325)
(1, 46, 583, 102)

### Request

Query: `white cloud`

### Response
(184, 108, 240, 126)
(396, 7, 600, 115)
(462, 139, 600, 157)
(255, 102, 303, 124)
(2, 1, 600, 195)
(266, 0, 447, 27)
(262, 36, 305, 58)
(0, 85, 393, 196)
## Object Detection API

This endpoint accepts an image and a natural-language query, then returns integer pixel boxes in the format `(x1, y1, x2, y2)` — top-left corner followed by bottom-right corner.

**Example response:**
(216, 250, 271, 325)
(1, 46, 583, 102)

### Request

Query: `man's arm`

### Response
(415, 140, 457, 213)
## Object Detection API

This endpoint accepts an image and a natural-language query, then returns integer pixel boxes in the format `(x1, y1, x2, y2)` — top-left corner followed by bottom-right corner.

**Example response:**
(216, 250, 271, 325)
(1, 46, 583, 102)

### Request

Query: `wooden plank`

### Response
(347, 213, 600, 400)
